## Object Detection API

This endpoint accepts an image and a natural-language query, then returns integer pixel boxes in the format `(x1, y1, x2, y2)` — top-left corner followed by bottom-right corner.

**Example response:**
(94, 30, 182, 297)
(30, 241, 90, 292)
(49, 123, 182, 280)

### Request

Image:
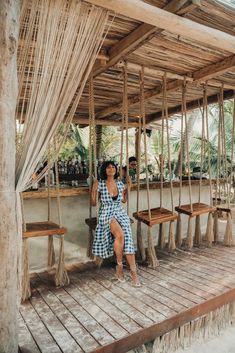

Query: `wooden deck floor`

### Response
(19, 245, 235, 353)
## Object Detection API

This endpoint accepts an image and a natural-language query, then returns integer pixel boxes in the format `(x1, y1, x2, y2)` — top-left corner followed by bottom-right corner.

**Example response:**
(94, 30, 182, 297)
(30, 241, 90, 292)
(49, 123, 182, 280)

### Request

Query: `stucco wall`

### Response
(23, 184, 211, 271)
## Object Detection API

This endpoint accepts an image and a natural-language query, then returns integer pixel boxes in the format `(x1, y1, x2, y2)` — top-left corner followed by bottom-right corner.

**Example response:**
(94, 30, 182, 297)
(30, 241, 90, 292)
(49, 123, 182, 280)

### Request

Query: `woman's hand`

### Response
(91, 180, 99, 206)
(122, 177, 132, 203)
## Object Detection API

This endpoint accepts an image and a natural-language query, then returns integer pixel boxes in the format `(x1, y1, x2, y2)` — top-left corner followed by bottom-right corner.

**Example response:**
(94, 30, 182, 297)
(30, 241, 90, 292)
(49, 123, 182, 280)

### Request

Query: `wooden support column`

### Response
(0, 1, 20, 353)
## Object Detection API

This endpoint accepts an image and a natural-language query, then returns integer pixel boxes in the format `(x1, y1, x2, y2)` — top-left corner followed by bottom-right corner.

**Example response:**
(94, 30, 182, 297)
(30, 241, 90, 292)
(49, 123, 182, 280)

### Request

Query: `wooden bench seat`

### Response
(85, 217, 134, 231)
(133, 207, 178, 226)
(23, 221, 66, 238)
(175, 203, 215, 217)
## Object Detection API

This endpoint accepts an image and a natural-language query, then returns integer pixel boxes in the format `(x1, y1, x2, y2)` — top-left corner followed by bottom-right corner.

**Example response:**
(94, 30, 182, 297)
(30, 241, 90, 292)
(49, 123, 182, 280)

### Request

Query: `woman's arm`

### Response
(122, 176, 132, 203)
(91, 180, 99, 206)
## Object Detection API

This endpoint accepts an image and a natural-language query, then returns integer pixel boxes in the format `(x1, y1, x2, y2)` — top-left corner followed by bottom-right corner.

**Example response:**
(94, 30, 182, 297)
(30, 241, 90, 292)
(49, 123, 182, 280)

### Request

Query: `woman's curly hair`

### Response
(99, 160, 118, 180)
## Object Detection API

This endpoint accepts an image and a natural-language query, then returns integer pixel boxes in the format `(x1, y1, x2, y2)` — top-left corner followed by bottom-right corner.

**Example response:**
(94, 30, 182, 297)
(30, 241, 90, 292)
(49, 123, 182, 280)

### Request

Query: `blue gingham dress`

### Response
(92, 179, 135, 258)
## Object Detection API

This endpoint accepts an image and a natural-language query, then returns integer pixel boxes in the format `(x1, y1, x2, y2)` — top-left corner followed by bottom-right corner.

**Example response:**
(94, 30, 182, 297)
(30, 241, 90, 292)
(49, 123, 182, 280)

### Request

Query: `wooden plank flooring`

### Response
(19, 245, 235, 353)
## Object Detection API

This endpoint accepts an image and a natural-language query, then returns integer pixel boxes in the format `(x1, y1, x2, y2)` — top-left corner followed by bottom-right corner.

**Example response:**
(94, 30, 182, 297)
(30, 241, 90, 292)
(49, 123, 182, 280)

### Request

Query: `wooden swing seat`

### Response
(133, 207, 178, 227)
(175, 203, 215, 217)
(23, 221, 66, 238)
(85, 217, 134, 231)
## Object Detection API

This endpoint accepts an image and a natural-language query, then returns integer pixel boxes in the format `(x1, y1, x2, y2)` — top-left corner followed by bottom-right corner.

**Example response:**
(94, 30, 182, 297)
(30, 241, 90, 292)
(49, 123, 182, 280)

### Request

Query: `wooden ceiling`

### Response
(18, 0, 235, 128)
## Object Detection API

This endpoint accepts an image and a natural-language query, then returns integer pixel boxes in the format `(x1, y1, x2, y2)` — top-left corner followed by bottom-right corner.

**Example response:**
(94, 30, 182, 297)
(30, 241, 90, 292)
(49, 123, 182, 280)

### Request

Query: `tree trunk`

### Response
(0, 1, 20, 352)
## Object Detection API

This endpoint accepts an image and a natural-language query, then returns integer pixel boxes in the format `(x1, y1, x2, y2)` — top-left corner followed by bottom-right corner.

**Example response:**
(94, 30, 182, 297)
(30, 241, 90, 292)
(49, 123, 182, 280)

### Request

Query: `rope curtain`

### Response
(16, 0, 109, 192)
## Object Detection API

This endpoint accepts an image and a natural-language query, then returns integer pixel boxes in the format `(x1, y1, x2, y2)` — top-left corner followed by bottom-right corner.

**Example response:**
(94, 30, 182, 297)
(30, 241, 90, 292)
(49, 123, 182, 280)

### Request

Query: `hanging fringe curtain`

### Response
(16, 0, 109, 295)
(16, 0, 109, 191)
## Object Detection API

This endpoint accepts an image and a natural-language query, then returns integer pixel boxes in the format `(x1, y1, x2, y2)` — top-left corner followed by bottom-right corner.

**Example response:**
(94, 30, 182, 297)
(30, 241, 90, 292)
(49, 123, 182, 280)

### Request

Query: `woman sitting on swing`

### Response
(91, 160, 141, 287)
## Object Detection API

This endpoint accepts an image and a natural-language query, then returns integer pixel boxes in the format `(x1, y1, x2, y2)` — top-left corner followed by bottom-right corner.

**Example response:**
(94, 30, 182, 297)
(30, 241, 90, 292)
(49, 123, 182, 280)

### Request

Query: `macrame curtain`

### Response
(16, 0, 109, 192)
(15, 0, 109, 295)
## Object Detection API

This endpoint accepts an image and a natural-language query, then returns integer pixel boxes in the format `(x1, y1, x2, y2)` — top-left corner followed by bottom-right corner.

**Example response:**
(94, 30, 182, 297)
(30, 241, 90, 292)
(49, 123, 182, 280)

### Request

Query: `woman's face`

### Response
(106, 164, 116, 177)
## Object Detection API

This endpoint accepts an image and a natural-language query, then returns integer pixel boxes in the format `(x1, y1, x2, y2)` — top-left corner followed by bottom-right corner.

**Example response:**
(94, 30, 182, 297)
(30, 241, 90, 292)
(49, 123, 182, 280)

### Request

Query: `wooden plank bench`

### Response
(133, 207, 178, 227)
(175, 203, 215, 217)
(23, 221, 66, 238)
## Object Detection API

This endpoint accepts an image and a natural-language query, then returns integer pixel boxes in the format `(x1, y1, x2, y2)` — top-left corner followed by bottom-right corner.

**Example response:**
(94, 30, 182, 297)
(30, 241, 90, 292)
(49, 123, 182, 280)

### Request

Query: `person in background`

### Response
(122, 156, 137, 183)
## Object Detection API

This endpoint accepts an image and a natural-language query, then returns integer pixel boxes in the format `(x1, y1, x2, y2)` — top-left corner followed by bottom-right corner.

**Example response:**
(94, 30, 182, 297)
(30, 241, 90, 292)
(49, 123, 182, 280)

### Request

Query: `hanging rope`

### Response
(140, 67, 159, 268)
(194, 96, 205, 246)
(204, 84, 214, 247)
(213, 92, 222, 242)
(220, 86, 233, 246)
(163, 74, 176, 252)
(87, 73, 97, 259)
(183, 80, 193, 249)
(136, 115, 146, 260)
(123, 63, 130, 215)
(175, 84, 184, 248)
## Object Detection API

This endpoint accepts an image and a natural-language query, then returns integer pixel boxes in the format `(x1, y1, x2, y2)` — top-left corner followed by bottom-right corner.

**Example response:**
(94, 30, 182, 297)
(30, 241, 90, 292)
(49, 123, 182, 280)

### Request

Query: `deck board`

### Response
(19, 245, 235, 353)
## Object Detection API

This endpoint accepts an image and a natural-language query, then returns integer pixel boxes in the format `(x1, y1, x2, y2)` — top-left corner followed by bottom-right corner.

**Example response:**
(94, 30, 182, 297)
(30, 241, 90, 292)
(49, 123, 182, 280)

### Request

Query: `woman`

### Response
(91, 160, 140, 286)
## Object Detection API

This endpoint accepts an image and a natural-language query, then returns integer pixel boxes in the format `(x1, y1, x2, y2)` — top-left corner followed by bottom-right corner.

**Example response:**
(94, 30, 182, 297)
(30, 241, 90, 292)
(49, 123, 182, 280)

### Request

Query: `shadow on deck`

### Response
(19, 245, 235, 353)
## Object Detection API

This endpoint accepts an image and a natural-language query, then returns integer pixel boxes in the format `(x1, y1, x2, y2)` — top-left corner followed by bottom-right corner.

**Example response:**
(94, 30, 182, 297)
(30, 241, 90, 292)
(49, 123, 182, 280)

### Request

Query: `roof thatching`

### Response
(18, 0, 235, 128)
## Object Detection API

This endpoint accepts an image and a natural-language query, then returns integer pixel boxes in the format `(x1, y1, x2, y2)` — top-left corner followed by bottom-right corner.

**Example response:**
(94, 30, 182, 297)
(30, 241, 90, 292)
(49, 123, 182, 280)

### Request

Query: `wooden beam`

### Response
(193, 54, 235, 81)
(92, 0, 189, 77)
(116, 60, 193, 81)
(73, 116, 141, 127)
(146, 89, 234, 123)
(96, 80, 182, 119)
(86, 0, 235, 54)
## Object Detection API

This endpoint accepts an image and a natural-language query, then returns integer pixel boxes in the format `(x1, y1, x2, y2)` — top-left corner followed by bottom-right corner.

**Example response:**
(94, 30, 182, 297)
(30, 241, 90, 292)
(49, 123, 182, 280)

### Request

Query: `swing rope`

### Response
(213, 92, 222, 242)
(136, 101, 146, 260)
(163, 74, 176, 252)
(220, 86, 233, 246)
(140, 67, 159, 268)
(183, 80, 194, 249)
(204, 84, 214, 247)
(123, 63, 130, 215)
(175, 83, 184, 247)
(87, 73, 97, 259)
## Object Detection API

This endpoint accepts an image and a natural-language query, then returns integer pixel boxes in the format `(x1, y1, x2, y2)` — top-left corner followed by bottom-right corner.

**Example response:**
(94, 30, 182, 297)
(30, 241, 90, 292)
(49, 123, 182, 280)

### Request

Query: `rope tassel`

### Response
(158, 223, 166, 249)
(48, 236, 55, 267)
(168, 221, 176, 252)
(137, 220, 146, 261)
(186, 217, 193, 249)
(194, 215, 202, 246)
(224, 212, 233, 246)
(21, 238, 31, 301)
(87, 227, 94, 259)
(55, 235, 70, 287)
(147, 227, 159, 268)
(205, 212, 214, 247)
(175, 214, 182, 248)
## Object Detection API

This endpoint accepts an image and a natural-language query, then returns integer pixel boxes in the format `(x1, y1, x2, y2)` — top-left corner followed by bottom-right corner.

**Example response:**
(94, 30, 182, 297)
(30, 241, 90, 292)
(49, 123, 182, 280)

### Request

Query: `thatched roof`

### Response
(18, 0, 235, 128)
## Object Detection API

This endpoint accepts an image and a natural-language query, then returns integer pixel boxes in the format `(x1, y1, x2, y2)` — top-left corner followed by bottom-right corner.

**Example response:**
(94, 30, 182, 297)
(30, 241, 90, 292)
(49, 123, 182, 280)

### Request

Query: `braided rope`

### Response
(163, 74, 174, 212)
(140, 67, 151, 220)
(229, 94, 235, 207)
(123, 63, 130, 215)
(183, 81, 193, 211)
(204, 85, 213, 206)
(160, 79, 165, 209)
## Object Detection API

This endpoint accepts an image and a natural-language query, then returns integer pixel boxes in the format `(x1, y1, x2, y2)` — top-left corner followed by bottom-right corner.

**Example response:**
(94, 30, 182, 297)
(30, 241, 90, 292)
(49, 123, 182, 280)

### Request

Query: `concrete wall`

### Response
(23, 184, 211, 271)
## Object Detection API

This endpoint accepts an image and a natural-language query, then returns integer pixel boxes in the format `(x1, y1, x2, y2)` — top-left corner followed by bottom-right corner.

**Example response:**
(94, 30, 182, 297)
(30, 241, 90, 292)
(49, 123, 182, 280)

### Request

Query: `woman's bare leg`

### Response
(110, 218, 124, 280)
(126, 254, 141, 286)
